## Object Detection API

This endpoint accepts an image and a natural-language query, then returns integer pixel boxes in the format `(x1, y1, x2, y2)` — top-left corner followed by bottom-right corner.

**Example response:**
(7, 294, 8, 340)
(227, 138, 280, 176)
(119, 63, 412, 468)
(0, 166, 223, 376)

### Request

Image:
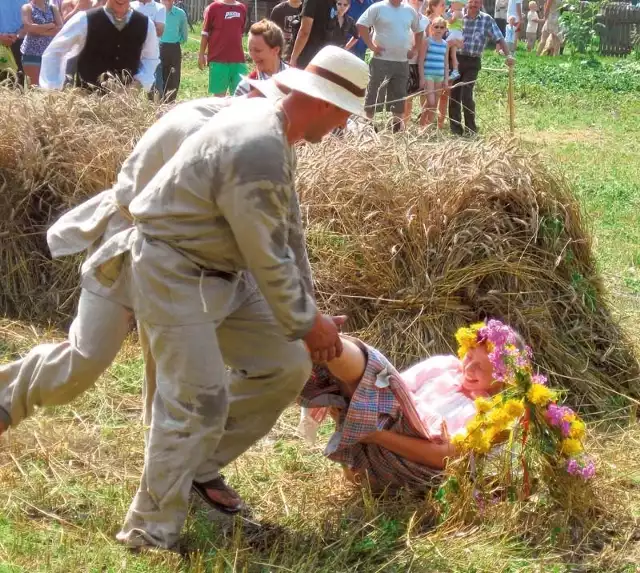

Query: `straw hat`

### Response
(271, 46, 370, 117)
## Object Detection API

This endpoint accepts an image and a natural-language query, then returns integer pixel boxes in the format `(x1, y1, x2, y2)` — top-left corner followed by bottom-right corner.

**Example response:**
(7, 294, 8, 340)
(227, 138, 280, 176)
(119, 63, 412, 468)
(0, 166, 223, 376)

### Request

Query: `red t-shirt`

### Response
(203, 1, 247, 63)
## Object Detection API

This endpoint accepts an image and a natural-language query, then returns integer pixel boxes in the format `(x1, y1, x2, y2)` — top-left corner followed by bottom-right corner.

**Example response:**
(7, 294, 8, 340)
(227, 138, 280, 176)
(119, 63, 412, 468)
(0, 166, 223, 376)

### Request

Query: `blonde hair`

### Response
(528, 1, 538, 8)
(430, 16, 448, 31)
(425, 0, 444, 17)
(250, 19, 285, 53)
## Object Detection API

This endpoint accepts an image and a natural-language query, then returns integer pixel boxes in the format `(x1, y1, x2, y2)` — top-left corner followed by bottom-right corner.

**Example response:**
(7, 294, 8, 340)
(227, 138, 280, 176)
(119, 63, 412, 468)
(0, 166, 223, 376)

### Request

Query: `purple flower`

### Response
(546, 404, 575, 433)
(566, 458, 580, 475)
(546, 403, 564, 426)
(580, 460, 596, 480)
(532, 373, 547, 386)
(565, 457, 595, 480)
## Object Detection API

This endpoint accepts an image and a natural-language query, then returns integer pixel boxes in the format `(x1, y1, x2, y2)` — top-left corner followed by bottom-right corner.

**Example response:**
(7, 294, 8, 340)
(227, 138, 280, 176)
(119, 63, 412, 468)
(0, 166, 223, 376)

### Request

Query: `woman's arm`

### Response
(361, 430, 456, 469)
(324, 337, 367, 398)
(52, 6, 63, 30)
(22, 4, 58, 35)
(345, 36, 358, 50)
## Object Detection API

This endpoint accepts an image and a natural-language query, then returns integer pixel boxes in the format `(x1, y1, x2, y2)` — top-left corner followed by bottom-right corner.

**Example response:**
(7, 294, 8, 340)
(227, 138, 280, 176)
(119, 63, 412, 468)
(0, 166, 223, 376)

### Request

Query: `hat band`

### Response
(306, 64, 366, 98)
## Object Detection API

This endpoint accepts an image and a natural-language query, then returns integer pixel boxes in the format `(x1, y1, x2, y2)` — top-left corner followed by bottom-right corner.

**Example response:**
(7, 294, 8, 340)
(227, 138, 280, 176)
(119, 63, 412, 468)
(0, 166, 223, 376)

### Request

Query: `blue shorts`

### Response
(21, 53, 42, 66)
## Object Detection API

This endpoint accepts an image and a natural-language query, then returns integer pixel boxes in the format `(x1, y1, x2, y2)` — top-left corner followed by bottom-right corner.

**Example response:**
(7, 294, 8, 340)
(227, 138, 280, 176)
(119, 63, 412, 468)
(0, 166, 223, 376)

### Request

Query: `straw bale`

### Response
(0, 86, 637, 408)
(297, 132, 640, 409)
(0, 85, 156, 324)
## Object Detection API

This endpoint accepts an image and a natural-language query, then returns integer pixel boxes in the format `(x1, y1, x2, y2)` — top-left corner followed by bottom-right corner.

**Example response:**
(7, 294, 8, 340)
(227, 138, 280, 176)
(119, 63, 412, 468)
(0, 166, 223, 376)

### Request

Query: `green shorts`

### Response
(208, 61, 248, 95)
(424, 74, 445, 83)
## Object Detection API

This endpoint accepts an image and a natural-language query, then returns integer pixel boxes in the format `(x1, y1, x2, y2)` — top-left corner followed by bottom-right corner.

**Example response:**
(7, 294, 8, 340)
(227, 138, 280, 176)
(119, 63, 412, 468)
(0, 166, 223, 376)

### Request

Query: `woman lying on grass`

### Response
(299, 319, 527, 491)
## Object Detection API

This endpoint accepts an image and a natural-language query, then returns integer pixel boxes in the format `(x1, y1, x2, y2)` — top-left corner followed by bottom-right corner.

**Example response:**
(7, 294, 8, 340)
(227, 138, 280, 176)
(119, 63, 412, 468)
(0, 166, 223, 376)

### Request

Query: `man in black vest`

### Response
(40, 0, 159, 90)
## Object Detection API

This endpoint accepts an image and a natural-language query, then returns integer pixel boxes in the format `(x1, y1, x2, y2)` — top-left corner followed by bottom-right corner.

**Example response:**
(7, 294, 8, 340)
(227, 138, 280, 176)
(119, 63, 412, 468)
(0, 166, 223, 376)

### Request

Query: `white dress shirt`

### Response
(39, 7, 160, 90)
(131, 1, 166, 25)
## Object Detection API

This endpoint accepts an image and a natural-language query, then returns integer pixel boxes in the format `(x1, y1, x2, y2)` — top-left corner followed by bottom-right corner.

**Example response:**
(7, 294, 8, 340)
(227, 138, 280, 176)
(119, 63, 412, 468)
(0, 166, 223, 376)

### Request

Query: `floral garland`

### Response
(450, 319, 595, 481)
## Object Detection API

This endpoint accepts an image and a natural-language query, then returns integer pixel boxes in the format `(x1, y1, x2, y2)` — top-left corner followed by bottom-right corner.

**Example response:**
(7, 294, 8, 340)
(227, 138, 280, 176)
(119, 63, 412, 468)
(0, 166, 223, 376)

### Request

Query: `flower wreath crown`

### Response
(451, 320, 595, 481)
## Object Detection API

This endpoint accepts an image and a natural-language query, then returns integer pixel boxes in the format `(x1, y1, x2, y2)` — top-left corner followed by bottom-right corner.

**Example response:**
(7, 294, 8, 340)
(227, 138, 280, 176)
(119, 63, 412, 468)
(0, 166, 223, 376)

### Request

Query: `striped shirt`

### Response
(424, 37, 447, 78)
(234, 60, 288, 96)
(460, 9, 504, 57)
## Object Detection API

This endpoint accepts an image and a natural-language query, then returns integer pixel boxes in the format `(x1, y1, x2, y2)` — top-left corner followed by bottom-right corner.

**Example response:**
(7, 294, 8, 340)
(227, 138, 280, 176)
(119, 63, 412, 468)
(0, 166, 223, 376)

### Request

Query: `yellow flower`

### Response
(474, 397, 493, 414)
(487, 407, 512, 431)
(560, 438, 583, 456)
(569, 419, 586, 440)
(504, 399, 525, 419)
(526, 383, 557, 406)
(466, 418, 482, 435)
(455, 323, 484, 358)
(451, 431, 468, 450)
(470, 431, 493, 454)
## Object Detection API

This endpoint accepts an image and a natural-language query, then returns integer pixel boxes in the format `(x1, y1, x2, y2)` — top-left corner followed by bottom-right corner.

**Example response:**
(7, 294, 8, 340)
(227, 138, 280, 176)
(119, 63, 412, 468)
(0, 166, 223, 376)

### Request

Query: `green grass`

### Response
(1, 39, 640, 572)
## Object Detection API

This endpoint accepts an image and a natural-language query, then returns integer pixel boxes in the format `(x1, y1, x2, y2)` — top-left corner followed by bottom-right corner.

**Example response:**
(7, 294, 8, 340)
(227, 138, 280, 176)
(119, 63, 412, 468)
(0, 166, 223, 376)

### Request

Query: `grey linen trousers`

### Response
(0, 96, 314, 549)
(119, 274, 310, 548)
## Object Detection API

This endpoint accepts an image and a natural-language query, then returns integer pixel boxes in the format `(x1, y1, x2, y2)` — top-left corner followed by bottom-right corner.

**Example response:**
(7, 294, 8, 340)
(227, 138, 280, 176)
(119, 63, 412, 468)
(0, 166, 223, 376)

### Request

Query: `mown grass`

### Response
(1, 38, 639, 572)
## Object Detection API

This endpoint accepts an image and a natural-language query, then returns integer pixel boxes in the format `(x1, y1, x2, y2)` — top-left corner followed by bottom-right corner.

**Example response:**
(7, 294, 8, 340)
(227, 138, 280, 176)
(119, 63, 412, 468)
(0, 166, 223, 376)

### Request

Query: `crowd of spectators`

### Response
(0, 0, 568, 133)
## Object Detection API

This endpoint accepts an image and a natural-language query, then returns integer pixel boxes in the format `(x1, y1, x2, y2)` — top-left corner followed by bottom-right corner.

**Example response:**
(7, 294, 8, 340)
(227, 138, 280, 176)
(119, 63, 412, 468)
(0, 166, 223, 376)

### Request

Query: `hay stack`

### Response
(0, 86, 637, 408)
(0, 85, 156, 325)
(297, 133, 639, 409)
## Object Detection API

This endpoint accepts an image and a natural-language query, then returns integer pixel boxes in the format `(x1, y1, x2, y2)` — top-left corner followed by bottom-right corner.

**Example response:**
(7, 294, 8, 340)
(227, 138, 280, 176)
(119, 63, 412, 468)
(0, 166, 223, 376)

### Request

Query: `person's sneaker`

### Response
(449, 69, 461, 82)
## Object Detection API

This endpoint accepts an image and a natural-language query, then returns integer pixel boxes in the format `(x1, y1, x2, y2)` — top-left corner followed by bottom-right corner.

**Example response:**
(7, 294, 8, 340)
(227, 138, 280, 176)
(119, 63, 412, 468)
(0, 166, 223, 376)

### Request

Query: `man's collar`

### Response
(463, 7, 481, 19)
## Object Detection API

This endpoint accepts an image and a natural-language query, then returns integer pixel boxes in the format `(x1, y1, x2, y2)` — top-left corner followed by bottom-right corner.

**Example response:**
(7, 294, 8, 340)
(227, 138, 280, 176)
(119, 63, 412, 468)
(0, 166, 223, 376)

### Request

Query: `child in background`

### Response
(403, 0, 429, 124)
(443, 0, 464, 82)
(425, 0, 451, 129)
(418, 16, 449, 127)
(505, 15, 517, 55)
(525, 1, 540, 51)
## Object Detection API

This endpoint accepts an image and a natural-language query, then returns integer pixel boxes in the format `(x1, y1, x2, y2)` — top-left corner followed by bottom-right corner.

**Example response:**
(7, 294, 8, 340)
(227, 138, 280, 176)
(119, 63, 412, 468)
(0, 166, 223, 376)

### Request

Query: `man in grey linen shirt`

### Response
(0, 78, 288, 516)
(357, 0, 421, 130)
(2, 46, 369, 551)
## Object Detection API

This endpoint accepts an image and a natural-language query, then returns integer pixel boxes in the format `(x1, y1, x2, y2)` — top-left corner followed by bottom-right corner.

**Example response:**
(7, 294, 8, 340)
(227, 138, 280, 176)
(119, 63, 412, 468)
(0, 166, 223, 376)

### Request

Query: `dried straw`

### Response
(0, 86, 637, 408)
(297, 131, 640, 409)
(0, 85, 157, 325)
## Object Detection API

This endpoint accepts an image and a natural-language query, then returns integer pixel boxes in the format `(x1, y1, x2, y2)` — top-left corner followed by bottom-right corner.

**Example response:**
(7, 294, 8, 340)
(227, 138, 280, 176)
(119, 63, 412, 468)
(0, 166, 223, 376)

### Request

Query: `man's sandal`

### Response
(191, 475, 244, 515)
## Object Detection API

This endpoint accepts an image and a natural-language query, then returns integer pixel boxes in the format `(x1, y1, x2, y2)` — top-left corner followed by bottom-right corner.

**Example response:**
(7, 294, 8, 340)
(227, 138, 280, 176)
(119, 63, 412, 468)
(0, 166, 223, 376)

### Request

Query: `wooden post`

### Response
(507, 64, 515, 135)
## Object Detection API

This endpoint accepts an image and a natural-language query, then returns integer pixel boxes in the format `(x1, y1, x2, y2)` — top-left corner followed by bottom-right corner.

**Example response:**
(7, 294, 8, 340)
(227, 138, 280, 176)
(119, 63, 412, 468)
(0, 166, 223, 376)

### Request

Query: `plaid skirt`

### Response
(298, 343, 442, 491)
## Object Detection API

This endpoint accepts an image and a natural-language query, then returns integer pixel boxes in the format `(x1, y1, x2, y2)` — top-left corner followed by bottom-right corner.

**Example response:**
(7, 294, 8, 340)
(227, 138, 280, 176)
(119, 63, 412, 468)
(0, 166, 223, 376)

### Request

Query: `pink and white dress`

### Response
(401, 355, 478, 440)
(298, 344, 482, 490)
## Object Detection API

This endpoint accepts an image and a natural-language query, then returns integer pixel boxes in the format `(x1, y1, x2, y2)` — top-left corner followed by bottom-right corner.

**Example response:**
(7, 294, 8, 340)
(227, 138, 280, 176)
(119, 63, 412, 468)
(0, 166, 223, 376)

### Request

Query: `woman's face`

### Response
(248, 33, 280, 74)
(433, 0, 445, 15)
(462, 345, 497, 394)
(336, 0, 350, 16)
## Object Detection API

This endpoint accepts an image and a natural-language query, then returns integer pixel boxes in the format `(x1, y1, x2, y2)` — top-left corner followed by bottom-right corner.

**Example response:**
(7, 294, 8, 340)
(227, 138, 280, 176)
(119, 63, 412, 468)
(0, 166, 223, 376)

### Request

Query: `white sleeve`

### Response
(155, 4, 166, 24)
(134, 17, 160, 91)
(39, 11, 87, 90)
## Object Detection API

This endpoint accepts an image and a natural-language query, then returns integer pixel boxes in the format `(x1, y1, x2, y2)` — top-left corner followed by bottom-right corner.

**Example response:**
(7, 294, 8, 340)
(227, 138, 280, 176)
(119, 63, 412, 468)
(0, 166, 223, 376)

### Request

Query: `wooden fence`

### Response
(597, 2, 640, 55)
